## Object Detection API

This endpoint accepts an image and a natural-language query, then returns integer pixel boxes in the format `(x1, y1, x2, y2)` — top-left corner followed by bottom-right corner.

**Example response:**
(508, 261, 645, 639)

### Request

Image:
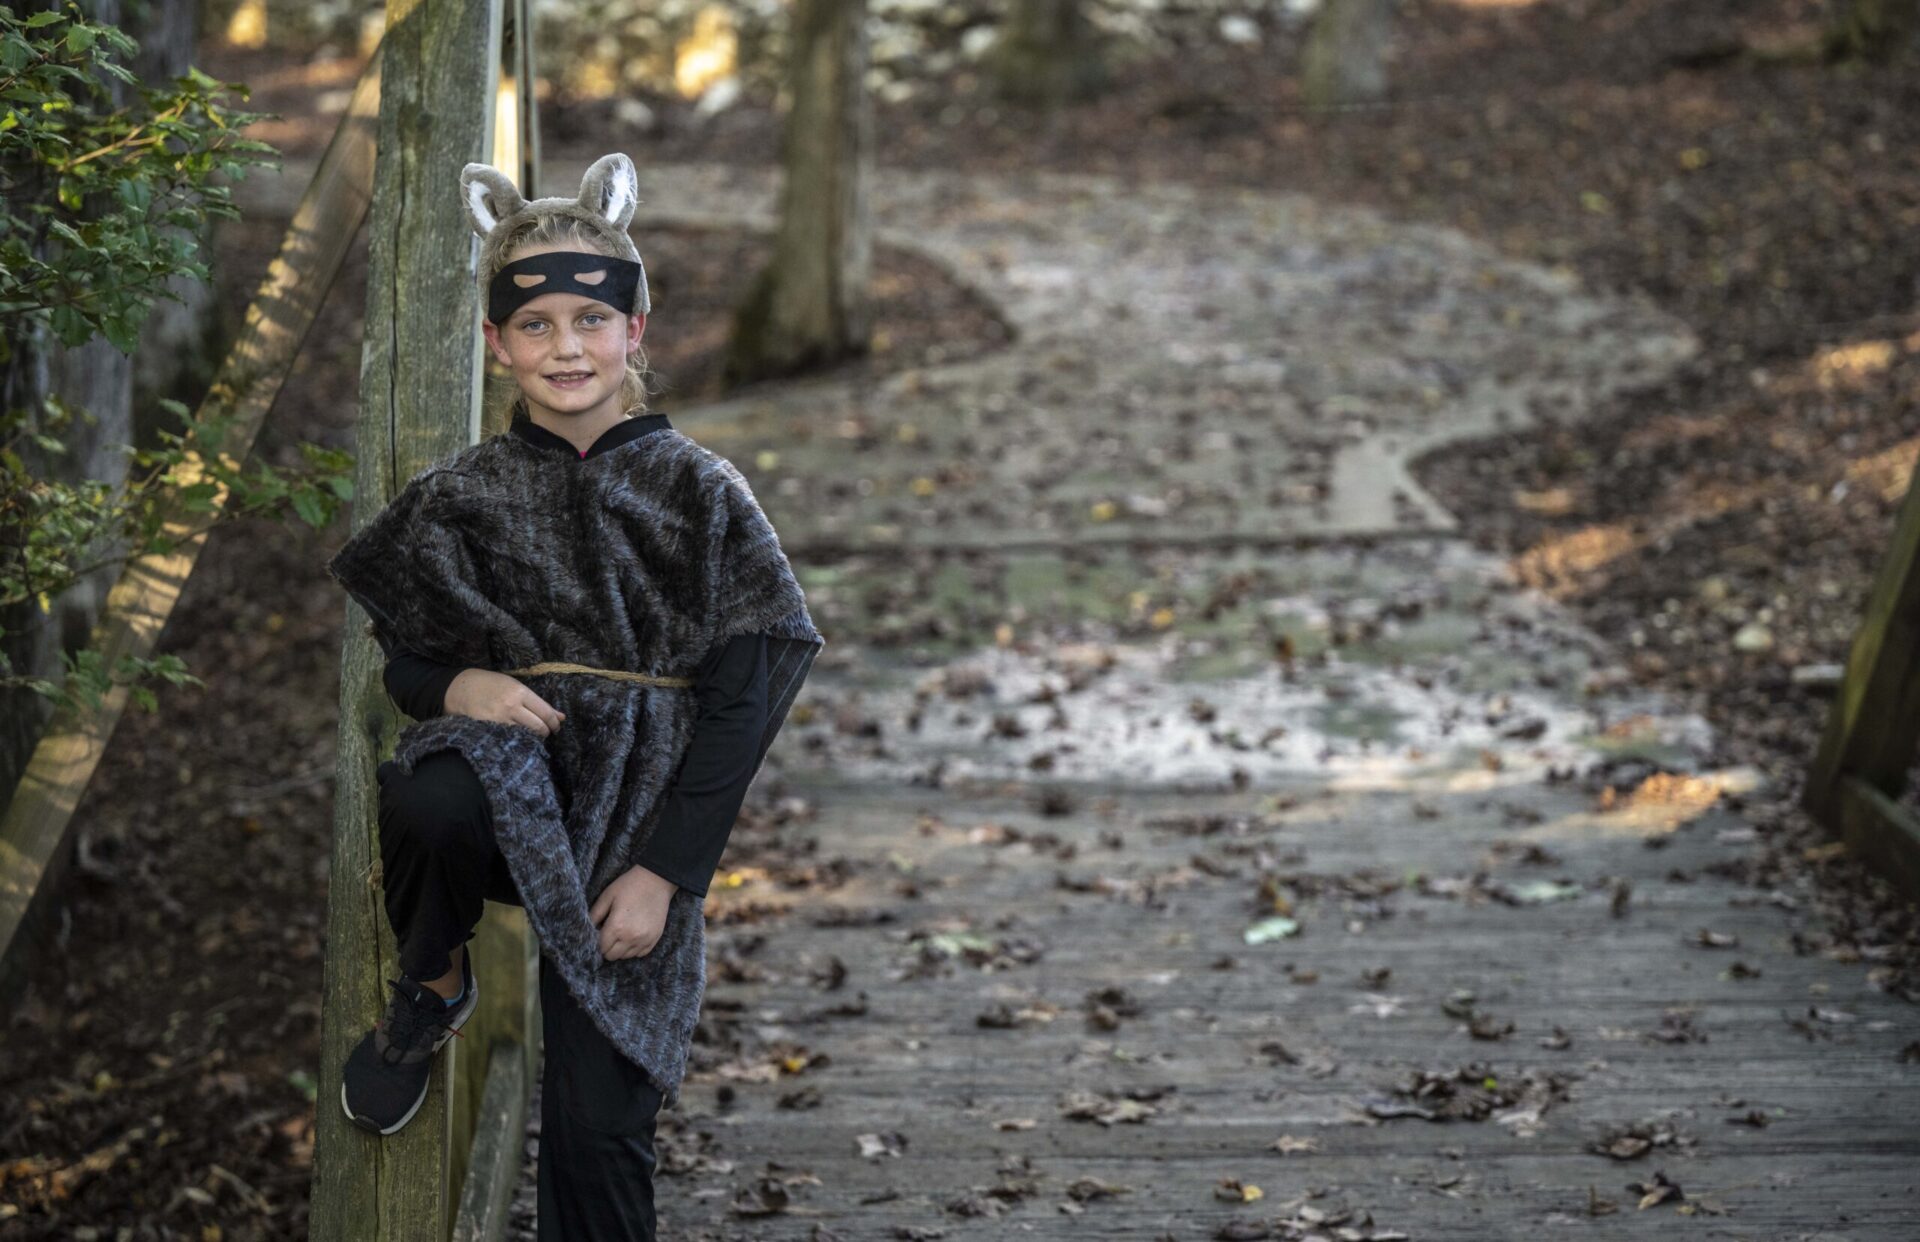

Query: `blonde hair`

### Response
(482, 215, 656, 430)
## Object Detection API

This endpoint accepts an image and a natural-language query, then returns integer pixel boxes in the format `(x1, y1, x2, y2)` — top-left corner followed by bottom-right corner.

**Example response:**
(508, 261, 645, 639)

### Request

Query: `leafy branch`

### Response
(0, 4, 357, 718)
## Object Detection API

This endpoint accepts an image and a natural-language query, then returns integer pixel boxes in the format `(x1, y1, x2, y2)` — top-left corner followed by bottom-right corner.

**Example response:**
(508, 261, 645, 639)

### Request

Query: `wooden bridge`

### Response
(1, 0, 1917, 1236)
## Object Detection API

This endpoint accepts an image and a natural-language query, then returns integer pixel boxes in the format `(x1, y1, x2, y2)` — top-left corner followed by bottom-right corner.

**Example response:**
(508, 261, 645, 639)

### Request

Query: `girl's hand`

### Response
(590, 866, 679, 961)
(444, 668, 567, 736)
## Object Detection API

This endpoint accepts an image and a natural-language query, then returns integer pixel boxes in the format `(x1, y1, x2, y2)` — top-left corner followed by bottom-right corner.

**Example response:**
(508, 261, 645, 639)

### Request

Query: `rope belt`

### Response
(503, 661, 695, 688)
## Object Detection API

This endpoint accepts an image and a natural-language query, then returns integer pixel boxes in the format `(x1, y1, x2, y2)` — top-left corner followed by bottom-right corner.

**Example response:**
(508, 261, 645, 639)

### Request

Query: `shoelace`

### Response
(377, 976, 464, 1065)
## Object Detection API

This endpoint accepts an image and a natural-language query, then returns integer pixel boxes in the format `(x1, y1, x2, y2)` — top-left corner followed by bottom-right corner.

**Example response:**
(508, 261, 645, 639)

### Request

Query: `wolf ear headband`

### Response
(459, 152, 651, 323)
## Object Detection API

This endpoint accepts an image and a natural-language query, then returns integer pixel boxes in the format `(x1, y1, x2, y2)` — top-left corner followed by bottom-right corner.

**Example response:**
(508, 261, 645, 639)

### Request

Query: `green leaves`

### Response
(0, 6, 355, 723)
(0, 389, 355, 714)
(52, 647, 205, 715)
(0, 1, 279, 356)
(286, 1069, 319, 1105)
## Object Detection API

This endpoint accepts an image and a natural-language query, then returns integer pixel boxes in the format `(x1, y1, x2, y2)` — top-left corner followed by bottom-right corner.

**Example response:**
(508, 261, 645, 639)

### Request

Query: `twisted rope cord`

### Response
(504, 661, 695, 688)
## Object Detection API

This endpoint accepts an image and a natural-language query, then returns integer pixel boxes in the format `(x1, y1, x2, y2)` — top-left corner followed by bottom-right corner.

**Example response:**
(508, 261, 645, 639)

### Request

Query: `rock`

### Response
(694, 75, 742, 118)
(1731, 622, 1773, 652)
(1220, 15, 1261, 45)
(614, 98, 656, 132)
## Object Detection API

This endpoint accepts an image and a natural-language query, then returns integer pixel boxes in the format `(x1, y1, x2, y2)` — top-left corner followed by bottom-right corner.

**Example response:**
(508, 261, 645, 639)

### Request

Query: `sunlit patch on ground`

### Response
(789, 541, 1715, 791)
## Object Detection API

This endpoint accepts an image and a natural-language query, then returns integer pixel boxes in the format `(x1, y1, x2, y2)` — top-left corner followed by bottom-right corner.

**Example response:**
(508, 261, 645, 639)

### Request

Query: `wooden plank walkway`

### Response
(486, 157, 1910, 1240)
(649, 767, 1919, 1239)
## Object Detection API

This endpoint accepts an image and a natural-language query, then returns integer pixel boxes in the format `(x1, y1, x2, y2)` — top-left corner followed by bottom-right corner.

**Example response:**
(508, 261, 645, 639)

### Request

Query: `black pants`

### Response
(377, 751, 665, 1241)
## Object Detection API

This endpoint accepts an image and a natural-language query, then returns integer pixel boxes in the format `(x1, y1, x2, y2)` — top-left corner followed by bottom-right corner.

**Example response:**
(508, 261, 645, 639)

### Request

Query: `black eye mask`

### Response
(487, 249, 643, 324)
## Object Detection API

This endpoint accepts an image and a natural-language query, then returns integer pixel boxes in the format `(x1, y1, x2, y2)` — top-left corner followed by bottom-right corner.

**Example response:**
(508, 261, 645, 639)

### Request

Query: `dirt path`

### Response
(497, 160, 1918, 1238)
(628, 160, 1693, 548)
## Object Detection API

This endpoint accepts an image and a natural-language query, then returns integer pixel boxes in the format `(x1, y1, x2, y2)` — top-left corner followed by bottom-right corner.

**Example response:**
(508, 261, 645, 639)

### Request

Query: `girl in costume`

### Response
(327, 153, 823, 1240)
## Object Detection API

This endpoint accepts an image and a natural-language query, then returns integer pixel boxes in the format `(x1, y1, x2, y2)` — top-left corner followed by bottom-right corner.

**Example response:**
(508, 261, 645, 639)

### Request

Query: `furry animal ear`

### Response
(460, 163, 527, 240)
(578, 153, 640, 231)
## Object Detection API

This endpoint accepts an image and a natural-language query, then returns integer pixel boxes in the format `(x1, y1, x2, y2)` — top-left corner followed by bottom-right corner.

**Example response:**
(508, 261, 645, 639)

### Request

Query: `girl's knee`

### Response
(377, 750, 489, 853)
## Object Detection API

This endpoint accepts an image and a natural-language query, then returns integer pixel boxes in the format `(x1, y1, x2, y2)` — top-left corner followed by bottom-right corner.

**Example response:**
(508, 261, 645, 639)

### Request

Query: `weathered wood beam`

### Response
(310, 2, 504, 1238)
(1836, 774, 1920, 900)
(1805, 451, 1920, 899)
(450, 1041, 530, 1242)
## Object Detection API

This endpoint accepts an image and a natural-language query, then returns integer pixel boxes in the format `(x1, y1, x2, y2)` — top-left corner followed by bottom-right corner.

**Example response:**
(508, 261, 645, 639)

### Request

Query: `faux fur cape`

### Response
(327, 421, 823, 1106)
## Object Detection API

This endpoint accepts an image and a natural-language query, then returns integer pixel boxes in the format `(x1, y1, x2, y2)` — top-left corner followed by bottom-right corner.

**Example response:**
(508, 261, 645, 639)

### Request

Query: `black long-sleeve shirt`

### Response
(373, 407, 772, 898)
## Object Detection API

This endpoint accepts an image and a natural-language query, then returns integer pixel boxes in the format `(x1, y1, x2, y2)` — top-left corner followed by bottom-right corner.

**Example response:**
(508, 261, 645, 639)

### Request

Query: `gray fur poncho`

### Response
(327, 420, 822, 1107)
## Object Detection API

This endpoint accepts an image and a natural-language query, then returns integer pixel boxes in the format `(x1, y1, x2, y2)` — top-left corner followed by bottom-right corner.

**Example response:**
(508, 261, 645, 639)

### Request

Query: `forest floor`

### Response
(2, 0, 1917, 1238)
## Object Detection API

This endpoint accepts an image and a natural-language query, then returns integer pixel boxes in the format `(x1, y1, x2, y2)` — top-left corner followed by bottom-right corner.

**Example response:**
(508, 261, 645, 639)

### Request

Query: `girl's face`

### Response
(481, 243, 646, 422)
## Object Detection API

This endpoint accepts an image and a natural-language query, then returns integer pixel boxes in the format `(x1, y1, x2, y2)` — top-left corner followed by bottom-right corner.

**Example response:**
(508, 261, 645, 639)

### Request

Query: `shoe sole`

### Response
(341, 967, 480, 1137)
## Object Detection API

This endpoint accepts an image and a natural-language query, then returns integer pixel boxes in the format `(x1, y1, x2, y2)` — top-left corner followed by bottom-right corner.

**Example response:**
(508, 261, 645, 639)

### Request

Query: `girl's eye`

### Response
(514, 312, 604, 332)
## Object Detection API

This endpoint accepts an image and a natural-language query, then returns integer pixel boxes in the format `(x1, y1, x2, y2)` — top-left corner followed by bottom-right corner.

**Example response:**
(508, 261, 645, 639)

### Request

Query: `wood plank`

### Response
(646, 761, 1920, 1238)
(1805, 455, 1920, 864)
(655, 1151, 1920, 1239)
(449, 905, 537, 1219)
(0, 42, 385, 1011)
(1836, 773, 1920, 899)
(451, 1041, 529, 1242)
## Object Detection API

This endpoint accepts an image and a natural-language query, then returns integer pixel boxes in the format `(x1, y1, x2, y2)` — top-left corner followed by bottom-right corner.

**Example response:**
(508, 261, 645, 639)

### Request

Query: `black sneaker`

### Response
(340, 950, 478, 1136)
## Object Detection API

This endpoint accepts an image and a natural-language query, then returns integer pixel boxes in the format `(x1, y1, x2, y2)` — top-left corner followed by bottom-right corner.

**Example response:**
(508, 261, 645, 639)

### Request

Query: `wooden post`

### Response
(1805, 452, 1920, 899)
(310, 2, 505, 1239)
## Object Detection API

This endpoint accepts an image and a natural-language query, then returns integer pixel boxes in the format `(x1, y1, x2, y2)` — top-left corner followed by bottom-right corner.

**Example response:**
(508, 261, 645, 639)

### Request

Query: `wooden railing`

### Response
(310, 1, 544, 1240)
(1805, 451, 1920, 898)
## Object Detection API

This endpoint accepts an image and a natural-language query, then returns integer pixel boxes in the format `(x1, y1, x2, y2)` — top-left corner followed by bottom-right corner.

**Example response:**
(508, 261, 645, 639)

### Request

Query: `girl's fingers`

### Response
(510, 703, 550, 735)
(519, 691, 565, 733)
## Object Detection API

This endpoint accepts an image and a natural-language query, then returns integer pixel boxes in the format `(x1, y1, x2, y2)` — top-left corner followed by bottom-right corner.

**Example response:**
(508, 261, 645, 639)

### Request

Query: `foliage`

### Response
(0, 3, 278, 353)
(0, 3, 354, 716)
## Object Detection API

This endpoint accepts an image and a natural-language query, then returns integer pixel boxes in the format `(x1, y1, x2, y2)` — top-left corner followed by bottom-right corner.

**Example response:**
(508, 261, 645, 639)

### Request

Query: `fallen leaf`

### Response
(856, 1130, 908, 1159)
(1243, 915, 1300, 944)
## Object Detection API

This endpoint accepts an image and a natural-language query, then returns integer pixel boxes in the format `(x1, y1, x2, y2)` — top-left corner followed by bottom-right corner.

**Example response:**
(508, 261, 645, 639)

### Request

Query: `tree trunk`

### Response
(723, 0, 872, 383)
(985, 0, 1110, 108)
(130, 0, 221, 451)
(1302, 0, 1395, 110)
